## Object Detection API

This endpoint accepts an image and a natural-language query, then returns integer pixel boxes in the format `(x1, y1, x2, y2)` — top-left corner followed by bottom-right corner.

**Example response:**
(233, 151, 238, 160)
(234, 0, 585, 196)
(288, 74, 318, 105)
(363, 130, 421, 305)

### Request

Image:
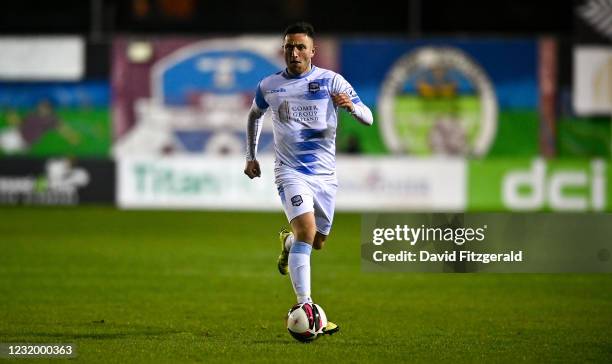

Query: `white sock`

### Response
(284, 233, 295, 252)
(288, 241, 312, 304)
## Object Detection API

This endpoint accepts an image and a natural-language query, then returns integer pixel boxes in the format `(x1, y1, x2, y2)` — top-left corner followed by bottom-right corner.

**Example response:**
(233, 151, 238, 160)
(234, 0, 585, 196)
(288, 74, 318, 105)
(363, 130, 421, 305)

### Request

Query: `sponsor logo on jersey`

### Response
(267, 88, 287, 94)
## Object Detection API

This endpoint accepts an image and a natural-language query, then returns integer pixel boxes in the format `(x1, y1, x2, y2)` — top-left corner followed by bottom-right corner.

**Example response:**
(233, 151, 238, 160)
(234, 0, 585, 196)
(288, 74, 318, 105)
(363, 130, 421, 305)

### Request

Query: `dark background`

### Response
(0, 0, 588, 82)
(0, 0, 575, 36)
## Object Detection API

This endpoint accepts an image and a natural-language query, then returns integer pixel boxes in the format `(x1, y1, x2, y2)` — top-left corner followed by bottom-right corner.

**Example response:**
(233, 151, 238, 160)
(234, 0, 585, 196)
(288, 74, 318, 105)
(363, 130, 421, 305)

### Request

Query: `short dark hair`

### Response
(283, 22, 315, 39)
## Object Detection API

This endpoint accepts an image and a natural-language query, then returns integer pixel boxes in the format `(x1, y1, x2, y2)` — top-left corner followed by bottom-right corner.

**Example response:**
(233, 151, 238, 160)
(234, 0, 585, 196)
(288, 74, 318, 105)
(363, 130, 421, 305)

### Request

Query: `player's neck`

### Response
(287, 64, 313, 77)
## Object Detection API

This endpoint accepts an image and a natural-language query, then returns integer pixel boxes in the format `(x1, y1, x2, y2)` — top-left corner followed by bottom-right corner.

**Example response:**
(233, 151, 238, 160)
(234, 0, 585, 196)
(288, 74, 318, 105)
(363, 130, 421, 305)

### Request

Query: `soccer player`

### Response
(244, 22, 373, 335)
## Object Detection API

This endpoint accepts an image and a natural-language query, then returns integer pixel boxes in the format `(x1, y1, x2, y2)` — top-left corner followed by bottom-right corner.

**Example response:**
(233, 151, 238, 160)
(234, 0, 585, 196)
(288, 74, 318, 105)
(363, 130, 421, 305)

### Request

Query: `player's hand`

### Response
(244, 160, 261, 179)
(331, 93, 354, 113)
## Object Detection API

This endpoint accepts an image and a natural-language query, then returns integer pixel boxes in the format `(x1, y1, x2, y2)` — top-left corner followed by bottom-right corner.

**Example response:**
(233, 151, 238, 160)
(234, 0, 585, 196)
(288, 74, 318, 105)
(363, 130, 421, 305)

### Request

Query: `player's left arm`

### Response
(331, 75, 373, 126)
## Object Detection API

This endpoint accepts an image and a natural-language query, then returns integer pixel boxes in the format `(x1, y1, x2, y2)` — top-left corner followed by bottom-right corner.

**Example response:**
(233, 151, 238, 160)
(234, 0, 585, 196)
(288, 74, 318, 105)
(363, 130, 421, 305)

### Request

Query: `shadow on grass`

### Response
(249, 339, 293, 344)
(0, 326, 188, 341)
(248, 337, 374, 346)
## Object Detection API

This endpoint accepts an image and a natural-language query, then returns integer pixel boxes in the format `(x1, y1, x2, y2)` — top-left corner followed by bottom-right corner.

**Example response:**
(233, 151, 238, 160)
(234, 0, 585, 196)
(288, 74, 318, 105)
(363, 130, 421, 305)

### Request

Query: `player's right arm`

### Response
(244, 82, 269, 179)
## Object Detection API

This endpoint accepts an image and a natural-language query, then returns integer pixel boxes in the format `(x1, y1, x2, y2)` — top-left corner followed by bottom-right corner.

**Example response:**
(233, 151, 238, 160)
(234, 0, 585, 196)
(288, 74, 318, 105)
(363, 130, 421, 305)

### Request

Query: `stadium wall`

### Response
(0, 35, 609, 211)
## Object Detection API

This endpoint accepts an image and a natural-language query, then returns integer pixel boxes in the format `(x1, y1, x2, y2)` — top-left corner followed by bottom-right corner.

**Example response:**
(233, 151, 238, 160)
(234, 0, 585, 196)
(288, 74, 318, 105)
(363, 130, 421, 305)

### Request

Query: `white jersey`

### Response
(247, 65, 371, 176)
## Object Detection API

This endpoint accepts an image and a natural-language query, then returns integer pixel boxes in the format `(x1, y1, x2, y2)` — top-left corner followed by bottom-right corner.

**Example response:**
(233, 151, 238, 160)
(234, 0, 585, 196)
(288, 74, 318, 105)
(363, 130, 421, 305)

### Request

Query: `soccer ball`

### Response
(286, 302, 327, 343)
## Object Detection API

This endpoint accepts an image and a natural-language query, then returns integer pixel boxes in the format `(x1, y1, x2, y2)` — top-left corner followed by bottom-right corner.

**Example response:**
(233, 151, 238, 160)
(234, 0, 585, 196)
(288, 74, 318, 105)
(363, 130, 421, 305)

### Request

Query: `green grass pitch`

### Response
(1, 207, 610, 362)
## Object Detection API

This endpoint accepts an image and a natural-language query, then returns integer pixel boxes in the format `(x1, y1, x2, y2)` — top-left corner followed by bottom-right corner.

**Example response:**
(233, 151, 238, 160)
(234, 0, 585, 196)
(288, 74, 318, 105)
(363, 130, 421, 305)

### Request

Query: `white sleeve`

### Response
(331, 74, 373, 126)
(245, 102, 266, 161)
(349, 102, 374, 126)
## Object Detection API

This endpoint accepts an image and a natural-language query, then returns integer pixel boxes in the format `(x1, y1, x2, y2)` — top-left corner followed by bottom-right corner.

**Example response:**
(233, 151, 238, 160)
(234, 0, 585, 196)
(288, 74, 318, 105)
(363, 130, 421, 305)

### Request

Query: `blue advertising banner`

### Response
(337, 39, 539, 157)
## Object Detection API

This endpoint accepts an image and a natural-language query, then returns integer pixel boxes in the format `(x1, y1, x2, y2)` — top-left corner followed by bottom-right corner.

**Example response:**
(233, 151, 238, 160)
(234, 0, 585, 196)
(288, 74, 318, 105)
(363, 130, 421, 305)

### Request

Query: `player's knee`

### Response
(295, 231, 315, 244)
(291, 213, 317, 244)
(293, 226, 316, 244)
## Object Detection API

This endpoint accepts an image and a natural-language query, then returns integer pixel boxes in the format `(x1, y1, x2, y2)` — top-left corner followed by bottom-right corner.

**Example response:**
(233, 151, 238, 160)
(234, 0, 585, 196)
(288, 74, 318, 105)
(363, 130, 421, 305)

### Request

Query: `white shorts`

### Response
(275, 167, 338, 236)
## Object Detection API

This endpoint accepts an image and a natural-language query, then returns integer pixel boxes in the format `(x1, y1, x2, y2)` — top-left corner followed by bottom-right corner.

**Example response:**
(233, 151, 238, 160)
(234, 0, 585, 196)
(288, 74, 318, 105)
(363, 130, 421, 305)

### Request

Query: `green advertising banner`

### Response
(469, 158, 612, 211)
